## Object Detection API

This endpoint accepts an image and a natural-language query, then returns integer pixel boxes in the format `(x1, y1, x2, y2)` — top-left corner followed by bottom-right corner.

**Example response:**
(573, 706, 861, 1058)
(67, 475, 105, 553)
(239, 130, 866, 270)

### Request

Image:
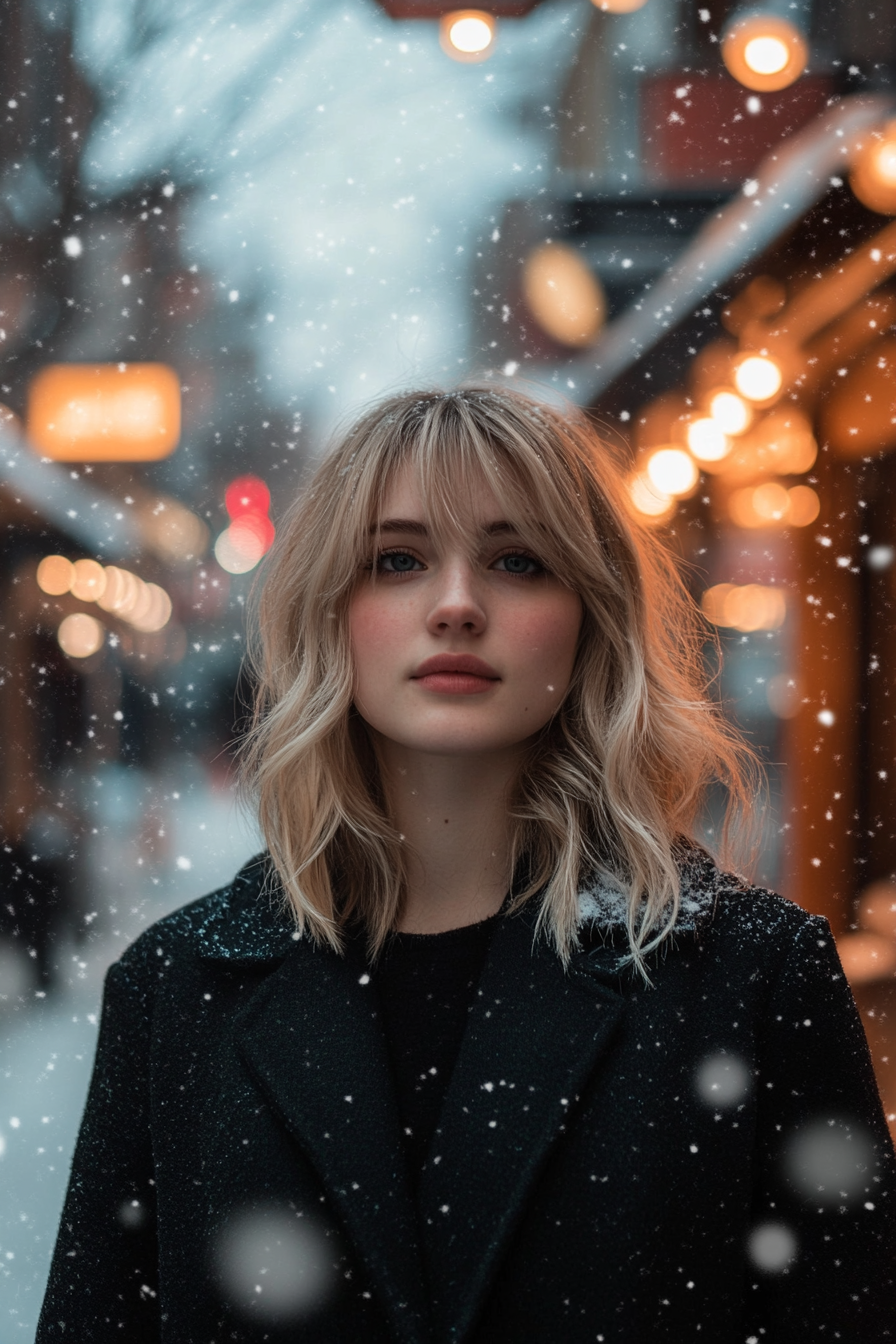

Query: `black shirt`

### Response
(372, 913, 501, 1183)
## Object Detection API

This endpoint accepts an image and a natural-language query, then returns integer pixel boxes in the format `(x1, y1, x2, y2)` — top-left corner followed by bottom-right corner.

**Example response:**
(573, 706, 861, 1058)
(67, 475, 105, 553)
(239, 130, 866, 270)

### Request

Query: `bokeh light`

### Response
(128, 583, 173, 634)
(97, 565, 140, 617)
(628, 470, 675, 521)
(744, 36, 789, 76)
(786, 484, 821, 527)
(214, 1206, 334, 1323)
(590, 0, 650, 12)
(722, 14, 808, 92)
(784, 1118, 875, 1206)
(733, 353, 783, 403)
(728, 483, 819, 529)
(225, 475, 271, 520)
(835, 930, 896, 984)
(695, 1054, 751, 1108)
(756, 409, 817, 475)
(439, 11, 496, 62)
(522, 242, 606, 348)
(70, 558, 107, 603)
(57, 612, 105, 659)
(140, 497, 210, 564)
(215, 516, 275, 574)
(868, 545, 895, 571)
(646, 447, 698, 497)
(708, 389, 752, 436)
(701, 582, 787, 633)
(850, 120, 896, 215)
(27, 362, 181, 461)
(36, 554, 75, 596)
(858, 881, 896, 940)
(687, 417, 731, 463)
(747, 1222, 798, 1273)
(36, 558, 176, 633)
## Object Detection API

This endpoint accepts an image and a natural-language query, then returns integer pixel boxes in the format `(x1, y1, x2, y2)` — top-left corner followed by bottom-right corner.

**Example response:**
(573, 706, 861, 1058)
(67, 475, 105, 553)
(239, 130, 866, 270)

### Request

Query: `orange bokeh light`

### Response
(439, 10, 496, 62)
(721, 14, 808, 93)
(850, 121, 896, 216)
(27, 363, 181, 461)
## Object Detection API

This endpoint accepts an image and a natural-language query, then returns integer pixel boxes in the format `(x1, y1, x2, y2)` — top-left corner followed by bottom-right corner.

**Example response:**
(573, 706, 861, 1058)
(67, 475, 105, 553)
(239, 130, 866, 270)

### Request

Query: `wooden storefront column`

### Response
(781, 455, 862, 934)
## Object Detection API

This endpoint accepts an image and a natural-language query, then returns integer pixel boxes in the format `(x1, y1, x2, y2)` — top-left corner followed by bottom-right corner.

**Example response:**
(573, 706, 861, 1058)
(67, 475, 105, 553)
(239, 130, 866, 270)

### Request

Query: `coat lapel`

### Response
(416, 907, 626, 1344)
(235, 933, 431, 1344)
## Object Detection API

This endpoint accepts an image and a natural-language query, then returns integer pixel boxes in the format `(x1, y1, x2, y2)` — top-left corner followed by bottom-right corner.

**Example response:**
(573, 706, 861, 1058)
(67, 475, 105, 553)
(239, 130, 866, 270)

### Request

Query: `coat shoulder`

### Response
(578, 845, 821, 945)
(684, 850, 829, 955)
(705, 868, 827, 946)
(115, 853, 294, 976)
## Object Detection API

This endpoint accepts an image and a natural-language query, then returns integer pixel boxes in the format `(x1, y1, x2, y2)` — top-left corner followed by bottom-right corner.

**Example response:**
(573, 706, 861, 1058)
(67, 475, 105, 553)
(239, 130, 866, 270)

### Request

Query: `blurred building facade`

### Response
(457, 0, 896, 1124)
(0, 0, 894, 1122)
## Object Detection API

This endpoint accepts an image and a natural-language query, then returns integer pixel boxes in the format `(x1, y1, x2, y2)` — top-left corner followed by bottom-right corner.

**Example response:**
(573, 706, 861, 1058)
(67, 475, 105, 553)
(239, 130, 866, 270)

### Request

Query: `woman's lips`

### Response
(411, 655, 500, 695)
(414, 671, 498, 695)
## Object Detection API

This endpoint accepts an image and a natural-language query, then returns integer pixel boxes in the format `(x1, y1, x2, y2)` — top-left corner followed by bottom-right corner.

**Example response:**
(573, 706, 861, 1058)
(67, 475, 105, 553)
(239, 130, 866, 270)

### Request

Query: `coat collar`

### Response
(195, 847, 726, 965)
(197, 852, 728, 1344)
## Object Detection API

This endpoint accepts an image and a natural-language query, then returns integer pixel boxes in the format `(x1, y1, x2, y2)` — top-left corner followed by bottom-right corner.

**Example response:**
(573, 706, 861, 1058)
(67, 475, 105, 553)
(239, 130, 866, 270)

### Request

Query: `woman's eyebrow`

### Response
(370, 519, 520, 537)
(370, 519, 429, 536)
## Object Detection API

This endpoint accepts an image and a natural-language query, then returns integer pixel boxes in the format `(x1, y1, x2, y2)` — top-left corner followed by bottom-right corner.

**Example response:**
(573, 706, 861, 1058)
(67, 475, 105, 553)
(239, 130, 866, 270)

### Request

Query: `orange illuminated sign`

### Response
(27, 363, 181, 462)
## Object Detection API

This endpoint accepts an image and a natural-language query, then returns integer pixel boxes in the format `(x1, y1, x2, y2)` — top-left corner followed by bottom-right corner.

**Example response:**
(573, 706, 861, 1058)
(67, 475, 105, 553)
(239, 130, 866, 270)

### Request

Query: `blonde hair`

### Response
(240, 385, 759, 975)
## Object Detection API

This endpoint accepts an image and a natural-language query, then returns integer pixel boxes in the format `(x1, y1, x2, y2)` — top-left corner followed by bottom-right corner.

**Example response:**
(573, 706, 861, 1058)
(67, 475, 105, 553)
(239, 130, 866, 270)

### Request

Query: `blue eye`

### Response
(495, 552, 543, 577)
(378, 550, 421, 574)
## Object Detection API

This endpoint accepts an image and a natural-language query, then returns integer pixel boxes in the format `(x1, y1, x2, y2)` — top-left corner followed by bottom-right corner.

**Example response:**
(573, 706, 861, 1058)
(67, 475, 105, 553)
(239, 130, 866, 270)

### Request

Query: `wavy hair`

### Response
(239, 385, 760, 975)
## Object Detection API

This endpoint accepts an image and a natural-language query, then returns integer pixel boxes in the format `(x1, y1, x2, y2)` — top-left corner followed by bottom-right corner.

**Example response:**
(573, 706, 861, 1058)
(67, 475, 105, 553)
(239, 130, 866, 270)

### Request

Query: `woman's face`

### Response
(348, 464, 583, 760)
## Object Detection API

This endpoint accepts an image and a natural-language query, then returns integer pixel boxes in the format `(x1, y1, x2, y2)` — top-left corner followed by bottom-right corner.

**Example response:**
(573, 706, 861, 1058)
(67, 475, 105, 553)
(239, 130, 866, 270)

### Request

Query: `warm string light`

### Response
(733, 353, 783, 403)
(627, 281, 815, 529)
(701, 583, 787, 633)
(850, 120, 896, 215)
(721, 14, 808, 93)
(707, 389, 752, 436)
(57, 612, 105, 659)
(439, 10, 496, 61)
(728, 482, 820, 529)
(628, 470, 675, 521)
(37, 555, 173, 643)
(522, 242, 606, 348)
(687, 417, 731, 463)
(645, 447, 698, 496)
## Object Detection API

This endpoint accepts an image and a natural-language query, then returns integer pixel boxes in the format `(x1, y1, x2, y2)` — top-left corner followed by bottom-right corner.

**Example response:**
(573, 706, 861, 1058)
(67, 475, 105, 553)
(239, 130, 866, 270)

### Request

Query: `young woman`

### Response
(38, 387, 896, 1342)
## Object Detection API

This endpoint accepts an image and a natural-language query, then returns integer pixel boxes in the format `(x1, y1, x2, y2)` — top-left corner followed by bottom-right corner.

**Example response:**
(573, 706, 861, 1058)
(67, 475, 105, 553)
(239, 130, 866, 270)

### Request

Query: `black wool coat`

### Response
(37, 855, 896, 1343)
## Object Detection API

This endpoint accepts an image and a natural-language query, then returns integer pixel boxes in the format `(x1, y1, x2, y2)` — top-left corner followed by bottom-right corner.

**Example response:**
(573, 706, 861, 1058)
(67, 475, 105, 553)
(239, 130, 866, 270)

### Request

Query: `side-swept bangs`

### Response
(240, 386, 760, 976)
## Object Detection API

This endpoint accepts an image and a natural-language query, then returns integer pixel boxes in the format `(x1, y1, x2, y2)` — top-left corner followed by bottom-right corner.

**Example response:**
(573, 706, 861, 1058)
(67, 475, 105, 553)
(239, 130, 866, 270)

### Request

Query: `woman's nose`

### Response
(425, 560, 487, 635)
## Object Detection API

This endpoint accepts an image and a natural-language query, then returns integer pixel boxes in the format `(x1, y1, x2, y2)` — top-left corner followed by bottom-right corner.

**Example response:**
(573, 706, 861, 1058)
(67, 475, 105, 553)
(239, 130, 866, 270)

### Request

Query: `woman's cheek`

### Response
(350, 595, 404, 661)
(515, 601, 582, 670)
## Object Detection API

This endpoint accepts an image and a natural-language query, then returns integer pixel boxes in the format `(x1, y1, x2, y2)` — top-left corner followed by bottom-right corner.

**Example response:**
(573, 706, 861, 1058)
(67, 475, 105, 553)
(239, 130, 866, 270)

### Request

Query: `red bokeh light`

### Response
(230, 512, 276, 553)
(225, 475, 271, 520)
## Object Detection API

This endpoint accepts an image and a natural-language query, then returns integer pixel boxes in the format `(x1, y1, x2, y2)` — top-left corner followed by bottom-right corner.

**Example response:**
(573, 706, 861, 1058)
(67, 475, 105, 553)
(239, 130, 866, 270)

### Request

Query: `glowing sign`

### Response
(27, 363, 181, 461)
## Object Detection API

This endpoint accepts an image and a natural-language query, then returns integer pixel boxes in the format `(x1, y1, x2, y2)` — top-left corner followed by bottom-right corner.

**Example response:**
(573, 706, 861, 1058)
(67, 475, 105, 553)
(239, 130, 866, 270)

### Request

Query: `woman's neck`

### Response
(374, 739, 523, 934)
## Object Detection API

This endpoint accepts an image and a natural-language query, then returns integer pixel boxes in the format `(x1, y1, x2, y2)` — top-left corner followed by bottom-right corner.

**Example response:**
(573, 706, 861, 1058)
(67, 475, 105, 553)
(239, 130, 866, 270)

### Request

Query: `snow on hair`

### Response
(239, 385, 761, 977)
